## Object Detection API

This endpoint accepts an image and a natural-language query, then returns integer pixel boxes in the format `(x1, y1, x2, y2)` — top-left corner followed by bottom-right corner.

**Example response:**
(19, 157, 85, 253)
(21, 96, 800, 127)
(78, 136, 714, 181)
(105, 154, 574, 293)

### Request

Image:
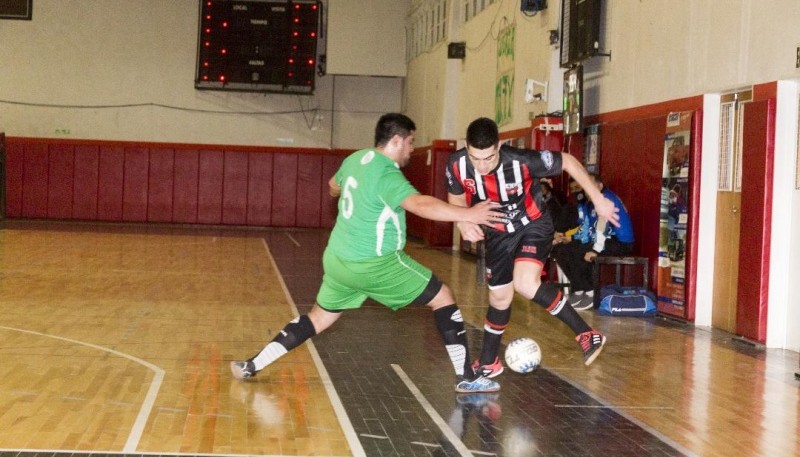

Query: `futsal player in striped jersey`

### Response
(231, 113, 506, 393)
(445, 117, 620, 375)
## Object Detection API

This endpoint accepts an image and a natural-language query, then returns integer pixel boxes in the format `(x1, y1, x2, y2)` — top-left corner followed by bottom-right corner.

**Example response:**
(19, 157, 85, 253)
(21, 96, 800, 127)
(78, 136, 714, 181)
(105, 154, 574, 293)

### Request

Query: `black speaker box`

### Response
(447, 42, 466, 59)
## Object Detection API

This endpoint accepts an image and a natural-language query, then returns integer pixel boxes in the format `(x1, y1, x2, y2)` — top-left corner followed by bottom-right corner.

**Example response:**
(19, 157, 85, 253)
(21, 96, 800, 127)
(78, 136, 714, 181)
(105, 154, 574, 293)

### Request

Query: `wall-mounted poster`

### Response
(657, 111, 692, 317)
(584, 124, 599, 173)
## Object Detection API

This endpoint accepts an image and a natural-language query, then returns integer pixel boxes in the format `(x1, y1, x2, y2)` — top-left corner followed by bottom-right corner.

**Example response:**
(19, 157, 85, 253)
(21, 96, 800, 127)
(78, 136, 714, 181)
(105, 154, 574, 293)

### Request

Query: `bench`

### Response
(592, 256, 649, 307)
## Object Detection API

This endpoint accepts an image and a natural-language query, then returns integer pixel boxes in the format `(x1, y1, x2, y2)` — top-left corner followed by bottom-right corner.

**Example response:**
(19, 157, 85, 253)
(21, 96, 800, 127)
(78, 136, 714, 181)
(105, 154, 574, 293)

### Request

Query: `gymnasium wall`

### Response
(3, 134, 455, 248)
(0, 1, 405, 151)
(4, 137, 344, 228)
(404, 1, 800, 146)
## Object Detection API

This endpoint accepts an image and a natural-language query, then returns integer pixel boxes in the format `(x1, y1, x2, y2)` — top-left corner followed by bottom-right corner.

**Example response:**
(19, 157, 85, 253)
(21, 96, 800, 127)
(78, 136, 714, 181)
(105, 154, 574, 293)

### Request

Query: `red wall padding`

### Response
(72, 146, 99, 220)
(272, 153, 298, 227)
(405, 149, 428, 240)
(405, 141, 456, 247)
(5, 141, 23, 217)
(684, 112, 703, 323)
(148, 148, 175, 223)
(98, 146, 124, 221)
(123, 148, 150, 222)
(736, 99, 775, 342)
(3, 138, 340, 228)
(48, 144, 74, 219)
(595, 115, 668, 290)
(296, 154, 323, 228)
(247, 153, 273, 226)
(198, 150, 224, 224)
(173, 150, 199, 223)
(22, 143, 48, 218)
(222, 151, 249, 225)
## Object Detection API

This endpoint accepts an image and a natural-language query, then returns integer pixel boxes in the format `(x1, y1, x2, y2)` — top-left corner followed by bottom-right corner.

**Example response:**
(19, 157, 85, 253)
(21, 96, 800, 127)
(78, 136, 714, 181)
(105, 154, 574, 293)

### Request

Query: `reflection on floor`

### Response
(0, 222, 796, 457)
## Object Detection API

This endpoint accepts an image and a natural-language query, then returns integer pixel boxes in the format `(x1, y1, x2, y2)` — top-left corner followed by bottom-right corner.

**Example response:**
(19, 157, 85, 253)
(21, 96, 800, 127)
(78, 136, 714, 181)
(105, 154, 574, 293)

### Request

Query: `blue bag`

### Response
(597, 285, 657, 317)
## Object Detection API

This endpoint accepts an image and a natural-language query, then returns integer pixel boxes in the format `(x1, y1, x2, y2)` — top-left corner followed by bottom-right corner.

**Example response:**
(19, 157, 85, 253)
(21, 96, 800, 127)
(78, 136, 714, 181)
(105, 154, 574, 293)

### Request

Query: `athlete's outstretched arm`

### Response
(401, 193, 502, 226)
(447, 192, 486, 242)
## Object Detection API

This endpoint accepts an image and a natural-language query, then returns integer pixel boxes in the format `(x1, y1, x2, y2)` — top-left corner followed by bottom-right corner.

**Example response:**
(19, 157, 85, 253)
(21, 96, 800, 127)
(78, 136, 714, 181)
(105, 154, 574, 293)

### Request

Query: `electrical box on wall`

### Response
(195, 0, 322, 94)
(524, 79, 548, 103)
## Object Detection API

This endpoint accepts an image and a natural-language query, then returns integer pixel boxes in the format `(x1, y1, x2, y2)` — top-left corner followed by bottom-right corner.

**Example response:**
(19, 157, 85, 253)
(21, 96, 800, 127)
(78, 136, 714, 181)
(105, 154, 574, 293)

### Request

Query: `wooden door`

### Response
(712, 91, 750, 332)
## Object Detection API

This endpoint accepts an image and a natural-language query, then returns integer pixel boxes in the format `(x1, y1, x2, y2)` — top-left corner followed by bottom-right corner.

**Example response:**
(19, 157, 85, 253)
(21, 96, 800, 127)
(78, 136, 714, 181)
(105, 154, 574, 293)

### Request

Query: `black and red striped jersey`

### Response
(445, 145, 563, 232)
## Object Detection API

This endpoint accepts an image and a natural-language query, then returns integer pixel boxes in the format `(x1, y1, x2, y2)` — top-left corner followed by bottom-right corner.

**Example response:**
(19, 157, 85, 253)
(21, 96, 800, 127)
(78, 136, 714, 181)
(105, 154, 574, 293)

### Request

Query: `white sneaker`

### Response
(230, 360, 257, 379)
(573, 294, 594, 310)
(567, 293, 584, 306)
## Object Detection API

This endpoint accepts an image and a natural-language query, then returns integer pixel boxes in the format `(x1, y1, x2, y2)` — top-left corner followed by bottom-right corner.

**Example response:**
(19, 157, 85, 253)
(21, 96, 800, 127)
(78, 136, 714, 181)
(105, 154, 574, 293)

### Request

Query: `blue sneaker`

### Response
(455, 375, 500, 393)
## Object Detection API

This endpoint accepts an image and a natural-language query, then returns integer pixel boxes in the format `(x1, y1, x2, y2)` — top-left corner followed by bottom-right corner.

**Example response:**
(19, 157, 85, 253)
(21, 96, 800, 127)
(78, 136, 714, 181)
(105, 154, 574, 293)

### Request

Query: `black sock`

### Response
(434, 304, 473, 378)
(532, 283, 591, 335)
(251, 314, 317, 371)
(480, 306, 510, 365)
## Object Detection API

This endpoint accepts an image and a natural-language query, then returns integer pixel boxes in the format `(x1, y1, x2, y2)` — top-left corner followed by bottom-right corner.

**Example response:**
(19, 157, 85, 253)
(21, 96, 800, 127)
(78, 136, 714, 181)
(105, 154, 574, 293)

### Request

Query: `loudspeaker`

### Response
(447, 42, 466, 59)
(521, 0, 547, 14)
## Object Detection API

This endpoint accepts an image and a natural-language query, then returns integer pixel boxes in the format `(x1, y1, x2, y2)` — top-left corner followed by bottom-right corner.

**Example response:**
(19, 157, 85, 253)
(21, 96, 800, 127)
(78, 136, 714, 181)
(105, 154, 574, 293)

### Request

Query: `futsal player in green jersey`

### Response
(231, 113, 506, 393)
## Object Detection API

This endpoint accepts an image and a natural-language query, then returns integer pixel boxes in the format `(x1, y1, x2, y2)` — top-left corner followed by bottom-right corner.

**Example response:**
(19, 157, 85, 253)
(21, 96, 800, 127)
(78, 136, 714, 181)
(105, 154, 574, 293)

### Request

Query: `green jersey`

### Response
(328, 148, 418, 260)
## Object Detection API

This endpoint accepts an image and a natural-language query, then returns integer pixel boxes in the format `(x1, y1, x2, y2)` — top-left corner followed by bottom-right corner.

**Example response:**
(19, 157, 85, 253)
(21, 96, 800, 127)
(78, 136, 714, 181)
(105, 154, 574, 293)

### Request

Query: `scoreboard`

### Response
(195, 0, 321, 94)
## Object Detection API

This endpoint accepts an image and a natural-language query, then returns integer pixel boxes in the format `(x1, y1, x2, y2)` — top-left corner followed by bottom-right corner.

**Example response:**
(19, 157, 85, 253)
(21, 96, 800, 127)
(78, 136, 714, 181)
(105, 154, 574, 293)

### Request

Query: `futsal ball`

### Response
(504, 337, 542, 374)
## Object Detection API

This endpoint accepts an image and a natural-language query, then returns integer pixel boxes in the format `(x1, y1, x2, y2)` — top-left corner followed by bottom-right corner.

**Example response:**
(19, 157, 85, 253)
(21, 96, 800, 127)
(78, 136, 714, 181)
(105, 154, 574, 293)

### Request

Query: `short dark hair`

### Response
(375, 113, 416, 147)
(466, 117, 499, 149)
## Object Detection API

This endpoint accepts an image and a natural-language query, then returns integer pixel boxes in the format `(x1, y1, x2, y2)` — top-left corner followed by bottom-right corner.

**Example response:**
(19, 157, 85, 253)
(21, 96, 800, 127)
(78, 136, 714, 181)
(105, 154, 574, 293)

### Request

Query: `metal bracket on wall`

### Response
(596, 50, 612, 61)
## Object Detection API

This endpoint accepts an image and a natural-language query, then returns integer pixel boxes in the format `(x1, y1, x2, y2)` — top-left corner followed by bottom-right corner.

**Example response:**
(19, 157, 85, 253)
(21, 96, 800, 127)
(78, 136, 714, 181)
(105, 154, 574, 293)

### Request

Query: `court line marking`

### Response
(411, 441, 443, 448)
(543, 367, 698, 457)
(0, 325, 164, 453)
(555, 404, 675, 410)
(360, 434, 390, 440)
(260, 238, 367, 457)
(0, 449, 342, 457)
(391, 364, 474, 457)
(283, 231, 301, 247)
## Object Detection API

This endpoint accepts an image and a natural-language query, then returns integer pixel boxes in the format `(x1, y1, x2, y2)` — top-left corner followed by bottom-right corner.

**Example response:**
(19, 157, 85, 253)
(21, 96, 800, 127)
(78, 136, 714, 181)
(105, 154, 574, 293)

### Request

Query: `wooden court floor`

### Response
(0, 221, 798, 457)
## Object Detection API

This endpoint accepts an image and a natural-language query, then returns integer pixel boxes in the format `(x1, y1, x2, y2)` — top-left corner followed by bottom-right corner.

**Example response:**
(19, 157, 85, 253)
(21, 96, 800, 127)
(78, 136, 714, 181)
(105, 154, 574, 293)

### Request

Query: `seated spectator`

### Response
(551, 179, 597, 309)
(584, 173, 634, 260)
(556, 174, 634, 310)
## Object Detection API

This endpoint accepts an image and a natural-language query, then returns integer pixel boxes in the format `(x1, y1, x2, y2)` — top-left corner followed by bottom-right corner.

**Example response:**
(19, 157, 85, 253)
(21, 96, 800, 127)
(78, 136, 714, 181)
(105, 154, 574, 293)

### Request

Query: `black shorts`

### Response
(484, 222, 554, 288)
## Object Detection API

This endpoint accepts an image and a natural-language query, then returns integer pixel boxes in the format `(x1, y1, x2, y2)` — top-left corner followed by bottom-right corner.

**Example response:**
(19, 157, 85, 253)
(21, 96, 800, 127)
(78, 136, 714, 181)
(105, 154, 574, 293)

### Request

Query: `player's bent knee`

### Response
(514, 277, 542, 298)
(307, 305, 341, 333)
(273, 314, 317, 351)
(414, 275, 447, 307)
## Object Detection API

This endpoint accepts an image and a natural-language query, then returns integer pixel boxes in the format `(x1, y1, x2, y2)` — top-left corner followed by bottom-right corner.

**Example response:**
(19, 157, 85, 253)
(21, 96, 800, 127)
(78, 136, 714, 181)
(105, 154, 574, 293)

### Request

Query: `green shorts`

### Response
(316, 248, 432, 311)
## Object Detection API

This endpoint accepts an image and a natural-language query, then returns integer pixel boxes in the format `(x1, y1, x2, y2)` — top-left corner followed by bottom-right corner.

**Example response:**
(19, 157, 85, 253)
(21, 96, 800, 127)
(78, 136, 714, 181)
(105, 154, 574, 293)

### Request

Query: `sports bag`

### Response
(597, 285, 657, 317)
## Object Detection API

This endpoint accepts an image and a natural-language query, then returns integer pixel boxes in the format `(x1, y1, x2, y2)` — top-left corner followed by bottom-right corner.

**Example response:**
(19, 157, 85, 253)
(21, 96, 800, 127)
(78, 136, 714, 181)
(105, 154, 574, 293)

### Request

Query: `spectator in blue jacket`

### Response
(557, 173, 634, 310)
(552, 178, 598, 310)
(584, 173, 634, 262)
